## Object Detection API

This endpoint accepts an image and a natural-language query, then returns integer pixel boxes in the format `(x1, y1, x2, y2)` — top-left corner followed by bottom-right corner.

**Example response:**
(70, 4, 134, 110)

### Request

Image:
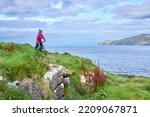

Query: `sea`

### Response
(1, 39, 150, 77)
(45, 45, 150, 77)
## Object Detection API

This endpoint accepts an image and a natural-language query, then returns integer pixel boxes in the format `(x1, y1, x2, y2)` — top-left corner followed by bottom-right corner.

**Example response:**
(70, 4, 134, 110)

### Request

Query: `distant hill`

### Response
(99, 34, 150, 45)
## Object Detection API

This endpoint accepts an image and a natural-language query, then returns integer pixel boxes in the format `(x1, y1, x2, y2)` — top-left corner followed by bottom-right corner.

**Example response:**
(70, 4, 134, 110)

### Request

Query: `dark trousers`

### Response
(35, 42, 43, 51)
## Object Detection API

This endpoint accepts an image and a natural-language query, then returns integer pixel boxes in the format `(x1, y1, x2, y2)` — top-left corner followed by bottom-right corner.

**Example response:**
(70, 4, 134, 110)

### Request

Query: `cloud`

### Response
(0, 14, 18, 21)
(0, 0, 15, 7)
(0, 0, 80, 17)
(51, 0, 63, 9)
(116, 1, 150, 19)
(0, 0, 150, 45)
(0, 19, 48, 29)
(25, 16, 65, 24)
(0, 0, 117, 17)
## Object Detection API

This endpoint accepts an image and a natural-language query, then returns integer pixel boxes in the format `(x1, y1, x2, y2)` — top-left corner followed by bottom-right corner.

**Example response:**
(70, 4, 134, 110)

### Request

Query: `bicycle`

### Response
(37, 41, 47, 53)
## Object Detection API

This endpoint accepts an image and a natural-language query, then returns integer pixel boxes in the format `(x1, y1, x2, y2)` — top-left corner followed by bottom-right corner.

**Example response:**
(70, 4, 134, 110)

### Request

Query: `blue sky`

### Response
(0, 0, 150, 45)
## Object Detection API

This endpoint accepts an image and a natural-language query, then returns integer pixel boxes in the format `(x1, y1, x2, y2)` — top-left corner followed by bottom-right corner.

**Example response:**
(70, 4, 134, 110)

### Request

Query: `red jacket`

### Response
(36, 32, 46, 43)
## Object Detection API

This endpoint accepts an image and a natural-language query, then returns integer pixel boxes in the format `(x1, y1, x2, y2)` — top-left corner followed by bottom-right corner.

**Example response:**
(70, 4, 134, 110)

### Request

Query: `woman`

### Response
(35, 29, 46, 51)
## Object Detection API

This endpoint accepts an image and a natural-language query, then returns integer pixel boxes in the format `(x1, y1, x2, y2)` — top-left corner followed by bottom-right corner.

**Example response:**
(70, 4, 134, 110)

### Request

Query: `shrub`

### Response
(79, 59, 107, 93)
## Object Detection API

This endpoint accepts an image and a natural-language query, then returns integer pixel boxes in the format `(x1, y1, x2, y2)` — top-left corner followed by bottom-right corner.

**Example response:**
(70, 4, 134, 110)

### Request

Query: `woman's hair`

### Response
(39, 29, 42, 32)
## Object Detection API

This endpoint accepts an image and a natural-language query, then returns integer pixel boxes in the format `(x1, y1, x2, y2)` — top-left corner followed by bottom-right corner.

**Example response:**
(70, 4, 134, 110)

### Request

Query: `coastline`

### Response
(0, 42, 150, 100)
(47, 45, 150, 78)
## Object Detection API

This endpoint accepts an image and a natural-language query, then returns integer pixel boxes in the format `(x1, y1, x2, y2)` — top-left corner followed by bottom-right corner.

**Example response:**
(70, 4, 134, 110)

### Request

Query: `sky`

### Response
(0, 0, 150, 46)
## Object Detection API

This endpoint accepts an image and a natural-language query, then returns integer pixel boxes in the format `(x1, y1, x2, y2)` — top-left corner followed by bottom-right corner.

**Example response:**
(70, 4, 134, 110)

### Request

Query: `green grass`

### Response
(47, 52, 95, 73)
(0, 42, 49, 82)
(0, 81, 31, 100)
(64, 72, 150, 100)
(0, 42, 52, 99)
(104, 73, 150, 100)
(0, 42, 150, 100)
(52, 53, 150, 100)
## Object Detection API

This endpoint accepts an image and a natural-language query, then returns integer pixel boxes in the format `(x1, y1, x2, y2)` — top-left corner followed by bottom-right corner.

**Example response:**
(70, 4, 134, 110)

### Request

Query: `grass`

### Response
(51, 52, 150, 100)
(0, 42, 52, 99)
(0, 80, 31, 100)
(0, 42, 150, 100)
(104, 73, 150, 100)
(0, 42, 49, 81)
(47, 52, 95, 73)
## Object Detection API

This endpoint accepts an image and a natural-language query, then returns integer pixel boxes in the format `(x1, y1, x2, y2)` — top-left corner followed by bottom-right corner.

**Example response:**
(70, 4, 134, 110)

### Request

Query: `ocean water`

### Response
(45, 45, 150, 77)
(0, 38, 150, 77)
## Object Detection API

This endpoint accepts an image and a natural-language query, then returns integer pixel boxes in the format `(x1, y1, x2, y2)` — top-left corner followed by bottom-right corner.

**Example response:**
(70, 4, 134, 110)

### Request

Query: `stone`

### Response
(54, 83, 64, 100)
(43, 64, 71, 100)
(44, 71, 56, 81)
(44, 64, 66, 89)
(0, 76, 3, 81)
(64, 77, 70, 86)
(7, 82, 18, 89)
(49, 64, 67, 74)
(7, 81, 20, 89)
(13, 81, 20, 86)
(19, 78, 42, 100)
(42, 87, 50, 99)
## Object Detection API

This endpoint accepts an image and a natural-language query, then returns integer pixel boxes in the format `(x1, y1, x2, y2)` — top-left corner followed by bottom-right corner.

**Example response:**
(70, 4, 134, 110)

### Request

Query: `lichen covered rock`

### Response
(19, 78, 42, 100)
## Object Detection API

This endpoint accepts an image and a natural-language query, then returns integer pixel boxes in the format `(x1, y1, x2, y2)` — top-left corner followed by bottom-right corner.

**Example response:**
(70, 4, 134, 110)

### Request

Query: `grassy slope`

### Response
(46, 50, 150, 100)
(0, 42, 150, 100)
(0, 42, 51, 99)
(105, 73, 150, 99)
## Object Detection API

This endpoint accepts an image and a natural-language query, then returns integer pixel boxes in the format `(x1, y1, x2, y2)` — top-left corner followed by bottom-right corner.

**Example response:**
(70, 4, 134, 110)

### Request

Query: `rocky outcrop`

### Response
(19, 78, 42, 100)
(44, 64, 71, 100)
(6, 78, 42, 100)
(64, 77, 70, 86)
(3, 64, 71, 100)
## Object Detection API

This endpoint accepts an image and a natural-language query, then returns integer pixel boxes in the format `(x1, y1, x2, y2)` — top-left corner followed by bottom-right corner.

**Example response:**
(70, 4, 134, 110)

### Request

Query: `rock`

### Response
(19, 78, 42, 100)
(45, 72, 63, 90)
(7, 80, 20, 89)
(0, 76, 3, 81)
(49, 64, 67, 74)
(64, 77, 70, 86)
(54, 83, 64, 100)
(44, 64, 67, 81)
(42, 86, 51, 99)
(43, 64, 71, 100)
(44, 64, 66, 85)
(44, 71, 56, 81)
(7, 82, 19, 89)
(52, 74, 63, 90)
(13, 81, 20, 86)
